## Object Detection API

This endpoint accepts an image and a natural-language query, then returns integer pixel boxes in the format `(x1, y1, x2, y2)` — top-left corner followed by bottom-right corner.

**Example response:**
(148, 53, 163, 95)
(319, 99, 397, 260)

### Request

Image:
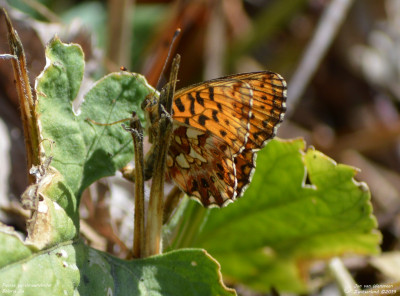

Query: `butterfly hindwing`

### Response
(167, 125, 237, 207)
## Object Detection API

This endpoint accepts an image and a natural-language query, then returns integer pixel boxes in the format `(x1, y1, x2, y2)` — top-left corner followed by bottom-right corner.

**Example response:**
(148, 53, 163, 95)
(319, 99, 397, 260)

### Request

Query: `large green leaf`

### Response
(0, 230, 234, 296)
(36, 37, 151, 201)
(171, 139, 381, 292)
(30, 37, 152, 247)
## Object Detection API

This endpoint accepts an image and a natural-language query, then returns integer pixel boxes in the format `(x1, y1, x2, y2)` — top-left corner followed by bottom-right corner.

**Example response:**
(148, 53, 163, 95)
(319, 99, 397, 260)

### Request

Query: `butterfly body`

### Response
(160, 71, 287, 208)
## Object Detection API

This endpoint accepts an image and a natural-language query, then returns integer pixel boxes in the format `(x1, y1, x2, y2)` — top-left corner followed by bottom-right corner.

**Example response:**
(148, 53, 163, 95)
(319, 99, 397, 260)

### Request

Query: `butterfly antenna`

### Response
(155, 28, 181, 91)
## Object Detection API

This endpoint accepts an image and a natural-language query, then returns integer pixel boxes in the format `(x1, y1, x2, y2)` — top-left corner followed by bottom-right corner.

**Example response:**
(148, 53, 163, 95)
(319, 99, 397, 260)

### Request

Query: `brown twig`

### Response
(123, 113, 146, 258)
(204, 1, 225, 80)
(144, 55, 180, 257)
(287, 0, 355, 117)
(106, 0, 133, 71)
(163, 186, 184, 225)
(1, 9, 41, 184)
(21, 0, 61, 23)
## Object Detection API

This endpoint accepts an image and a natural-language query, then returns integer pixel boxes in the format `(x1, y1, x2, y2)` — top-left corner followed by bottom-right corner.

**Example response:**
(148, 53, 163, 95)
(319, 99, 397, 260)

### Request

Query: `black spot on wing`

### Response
(192, 180, 198, 191)
(175, 97, 185, 112)
(196, 92, 204, 106)
(188, 93, 196, 115)
(198, 114, 209, 126)
(209, 87, 214, 101)
(201, 178, 209, 188)
(212, 110, 219, 122)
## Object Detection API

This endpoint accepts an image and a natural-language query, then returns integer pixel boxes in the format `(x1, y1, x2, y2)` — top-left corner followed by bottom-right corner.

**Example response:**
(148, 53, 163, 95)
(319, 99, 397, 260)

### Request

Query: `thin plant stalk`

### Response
(106, 0, 133, 70)
(144, 55, 180, 257)
(329, 257, 359, 296)
(287, 0, 354, 116)
(163, 186, 184, 225)
(2, 9, 42, 183)
(124, 113, 146, 258)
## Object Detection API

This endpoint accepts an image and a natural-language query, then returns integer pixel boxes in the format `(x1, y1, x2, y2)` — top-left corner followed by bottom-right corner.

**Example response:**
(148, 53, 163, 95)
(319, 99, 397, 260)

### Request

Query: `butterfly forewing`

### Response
(172, 79, 254, 155)
(168, 71, 287, 207)
(232, 72, 286, 149)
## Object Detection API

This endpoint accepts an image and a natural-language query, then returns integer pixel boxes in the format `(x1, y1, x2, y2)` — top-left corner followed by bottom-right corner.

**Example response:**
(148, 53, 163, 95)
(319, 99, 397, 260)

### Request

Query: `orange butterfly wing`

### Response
(167, 71, 287, 207)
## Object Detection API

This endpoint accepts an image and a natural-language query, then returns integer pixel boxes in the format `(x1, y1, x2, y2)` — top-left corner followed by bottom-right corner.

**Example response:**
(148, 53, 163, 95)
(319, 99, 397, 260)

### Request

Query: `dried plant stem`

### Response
(144, 55, 180, 257)
(124, 114, 146, 258)
(204, 1, 225, 80)
(163, 186, 184, 224)
(329, 257, 359, 296)
(144, 115, 173, 257)
(106, 0, 133, 70)
(21, 0, 61, 23)
(287, 0, 354, 116)
(2, 9, 41, 183)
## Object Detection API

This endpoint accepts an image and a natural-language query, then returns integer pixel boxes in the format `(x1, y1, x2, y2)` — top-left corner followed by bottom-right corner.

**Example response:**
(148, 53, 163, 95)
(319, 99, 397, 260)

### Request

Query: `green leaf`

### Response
(0, 231, 234, 296)
(33, 37, 152, 247)
(36, 37, 152, 202)
(175, 139, 381, 293)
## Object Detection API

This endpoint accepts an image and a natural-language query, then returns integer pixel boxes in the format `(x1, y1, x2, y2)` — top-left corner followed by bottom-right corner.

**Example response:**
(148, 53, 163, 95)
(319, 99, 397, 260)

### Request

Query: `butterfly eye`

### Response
(141, 92, 159, 110)
(141, 97, 156, 111)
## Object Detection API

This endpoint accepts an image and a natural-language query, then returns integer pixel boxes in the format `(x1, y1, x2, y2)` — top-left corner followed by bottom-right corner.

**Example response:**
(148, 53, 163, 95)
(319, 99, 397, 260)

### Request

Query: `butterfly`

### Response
(148, 71, 286, 208)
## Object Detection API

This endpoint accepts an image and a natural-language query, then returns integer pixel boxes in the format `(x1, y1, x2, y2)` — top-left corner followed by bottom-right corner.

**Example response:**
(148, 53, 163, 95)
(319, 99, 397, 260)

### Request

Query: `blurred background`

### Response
(0, 0, 399, 294)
